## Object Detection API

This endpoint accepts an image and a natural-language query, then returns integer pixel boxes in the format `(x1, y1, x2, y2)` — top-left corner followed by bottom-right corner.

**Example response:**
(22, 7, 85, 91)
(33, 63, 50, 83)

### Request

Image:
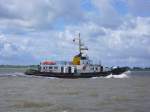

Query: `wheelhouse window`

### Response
(54, 67, 58, 70)
(95, 67, 98, 70)
(49, 66, 53, 69)
(91, 67, 94, 70)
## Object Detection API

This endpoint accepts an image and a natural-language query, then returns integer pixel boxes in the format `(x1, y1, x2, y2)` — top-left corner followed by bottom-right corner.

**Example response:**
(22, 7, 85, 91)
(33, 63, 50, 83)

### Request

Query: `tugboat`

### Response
(25, 33, 127, 78)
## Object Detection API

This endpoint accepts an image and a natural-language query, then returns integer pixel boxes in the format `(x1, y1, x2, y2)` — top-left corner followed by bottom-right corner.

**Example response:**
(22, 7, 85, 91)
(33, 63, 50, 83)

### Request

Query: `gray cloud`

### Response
(0, 0, 85, 33)
(89, 0, 123, 28)
(0, 34, 38, 64)
(59, 16, 150, 67)
(127, 0, 150, 17)
(0, 0, 150, 67)
(1, 16, 150, 66)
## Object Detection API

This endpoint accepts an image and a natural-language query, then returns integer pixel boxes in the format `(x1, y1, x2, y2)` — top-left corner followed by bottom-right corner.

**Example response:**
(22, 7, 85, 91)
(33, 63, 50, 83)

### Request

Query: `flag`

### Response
(73, 38, 75, 42)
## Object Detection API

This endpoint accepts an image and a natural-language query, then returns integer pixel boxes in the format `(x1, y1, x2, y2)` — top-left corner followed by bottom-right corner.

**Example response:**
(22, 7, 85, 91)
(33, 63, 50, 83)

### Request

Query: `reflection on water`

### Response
(0, 70, 150, 112)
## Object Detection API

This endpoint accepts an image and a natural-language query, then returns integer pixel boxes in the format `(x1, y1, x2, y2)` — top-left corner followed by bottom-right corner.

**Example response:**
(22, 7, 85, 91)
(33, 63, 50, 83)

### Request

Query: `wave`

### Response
(105, 74, 128, 78)
(91, 71, 131, 79)
(105, 70, 131, 79)
(0, 72, 25, 77)
(90, 77, 101, 79)
(0, 72, 59, 79)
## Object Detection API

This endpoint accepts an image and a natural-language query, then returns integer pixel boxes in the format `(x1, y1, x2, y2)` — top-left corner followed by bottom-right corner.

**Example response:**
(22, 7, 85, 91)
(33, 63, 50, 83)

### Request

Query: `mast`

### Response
(78, 33, 82, 55)
(78, 33, 88, 56)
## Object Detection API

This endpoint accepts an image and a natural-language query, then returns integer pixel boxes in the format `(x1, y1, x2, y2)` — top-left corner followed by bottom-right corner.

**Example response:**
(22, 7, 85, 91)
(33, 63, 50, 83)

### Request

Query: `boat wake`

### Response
(91, 70, 131, 79)
(105, 70, 131, 79)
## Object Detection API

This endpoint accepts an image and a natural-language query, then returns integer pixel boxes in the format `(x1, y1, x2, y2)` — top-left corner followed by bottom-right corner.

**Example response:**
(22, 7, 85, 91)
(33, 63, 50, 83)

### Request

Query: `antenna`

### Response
(78, 33, 88, 56)
(78, 33, 82, 55)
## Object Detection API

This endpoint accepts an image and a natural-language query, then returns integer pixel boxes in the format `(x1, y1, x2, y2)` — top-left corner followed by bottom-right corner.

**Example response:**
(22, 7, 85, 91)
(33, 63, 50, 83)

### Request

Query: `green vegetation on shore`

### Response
(0, 65, 38, 73)
(131, 67, 150, 71)
(0, 65, 38, 68)
(119, 66, 150, 71)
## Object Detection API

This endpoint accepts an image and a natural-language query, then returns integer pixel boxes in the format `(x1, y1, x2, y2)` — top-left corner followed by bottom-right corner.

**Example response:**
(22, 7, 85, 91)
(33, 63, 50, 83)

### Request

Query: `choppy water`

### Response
(0, 69, 150, 112)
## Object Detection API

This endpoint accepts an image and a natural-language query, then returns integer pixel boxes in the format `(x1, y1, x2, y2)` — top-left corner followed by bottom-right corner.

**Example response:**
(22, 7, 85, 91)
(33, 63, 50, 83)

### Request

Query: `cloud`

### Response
(0, 34, 38, 64)
(1, 16, 150, 66)
(89, 0, 123, 28)
(0, 0, 150, 67)
(0, 0, 85, 33)
(126, 0, 150, 17)
(59, 16, 150, 66)
(0, 30, 77, 64)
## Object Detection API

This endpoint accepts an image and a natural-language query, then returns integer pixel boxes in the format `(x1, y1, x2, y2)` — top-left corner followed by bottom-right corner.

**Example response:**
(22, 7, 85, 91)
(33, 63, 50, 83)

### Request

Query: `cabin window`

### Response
(49, 66, 53, 69)
(101, 66, 103, 72)
(61, 67, 64, 73)
(68, 66, 72, 73)
(91, 67, 94, 70)
(95, 67, 98, 70)
(54, 66, 58, 69)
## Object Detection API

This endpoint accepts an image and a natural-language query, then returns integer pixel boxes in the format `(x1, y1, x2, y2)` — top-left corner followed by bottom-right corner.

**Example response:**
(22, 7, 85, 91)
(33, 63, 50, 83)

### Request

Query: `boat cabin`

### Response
(39, 33, 111, 75)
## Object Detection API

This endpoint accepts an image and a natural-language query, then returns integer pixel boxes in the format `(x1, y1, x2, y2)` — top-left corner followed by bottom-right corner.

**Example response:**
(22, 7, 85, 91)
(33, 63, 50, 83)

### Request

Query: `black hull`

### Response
(25, 67, 128, 78)
(25, 72, 110, 78)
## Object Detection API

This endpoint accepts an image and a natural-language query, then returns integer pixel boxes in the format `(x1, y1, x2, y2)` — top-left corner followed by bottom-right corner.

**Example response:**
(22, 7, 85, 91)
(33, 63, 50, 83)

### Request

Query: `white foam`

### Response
(44, 77, 58, 79)
(13, 72, 26, 76)
(105, 74, 113, 78)
(105, 72, 130, 79)
(91, 77, 100, 79)
(124, 70, 131, 75)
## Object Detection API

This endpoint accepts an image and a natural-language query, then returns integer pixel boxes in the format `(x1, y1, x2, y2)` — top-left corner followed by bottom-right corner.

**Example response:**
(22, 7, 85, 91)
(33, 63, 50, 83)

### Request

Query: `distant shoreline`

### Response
(0, 65, 37, 68)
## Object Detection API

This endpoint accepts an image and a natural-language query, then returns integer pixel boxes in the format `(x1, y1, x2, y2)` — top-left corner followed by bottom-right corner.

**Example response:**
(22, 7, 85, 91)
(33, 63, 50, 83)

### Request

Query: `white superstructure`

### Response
(39, 33, 111, 75)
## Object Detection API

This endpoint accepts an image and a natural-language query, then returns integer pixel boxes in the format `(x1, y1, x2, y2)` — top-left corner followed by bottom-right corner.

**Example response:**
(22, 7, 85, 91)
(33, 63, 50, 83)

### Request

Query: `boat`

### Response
(25, 33, 128, 78)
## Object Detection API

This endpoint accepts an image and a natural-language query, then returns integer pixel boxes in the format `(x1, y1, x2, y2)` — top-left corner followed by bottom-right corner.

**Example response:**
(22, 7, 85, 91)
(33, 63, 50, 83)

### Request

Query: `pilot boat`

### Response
(25, 33, 127, 78)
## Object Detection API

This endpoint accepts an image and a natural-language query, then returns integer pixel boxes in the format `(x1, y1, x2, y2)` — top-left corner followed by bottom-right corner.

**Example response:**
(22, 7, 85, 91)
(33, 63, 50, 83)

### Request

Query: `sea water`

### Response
(0, 68, 150, 112)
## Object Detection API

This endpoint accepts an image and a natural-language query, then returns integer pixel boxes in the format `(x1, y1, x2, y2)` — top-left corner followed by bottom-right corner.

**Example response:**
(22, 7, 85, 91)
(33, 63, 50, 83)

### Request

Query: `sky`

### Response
(0, 0, 150, 67)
